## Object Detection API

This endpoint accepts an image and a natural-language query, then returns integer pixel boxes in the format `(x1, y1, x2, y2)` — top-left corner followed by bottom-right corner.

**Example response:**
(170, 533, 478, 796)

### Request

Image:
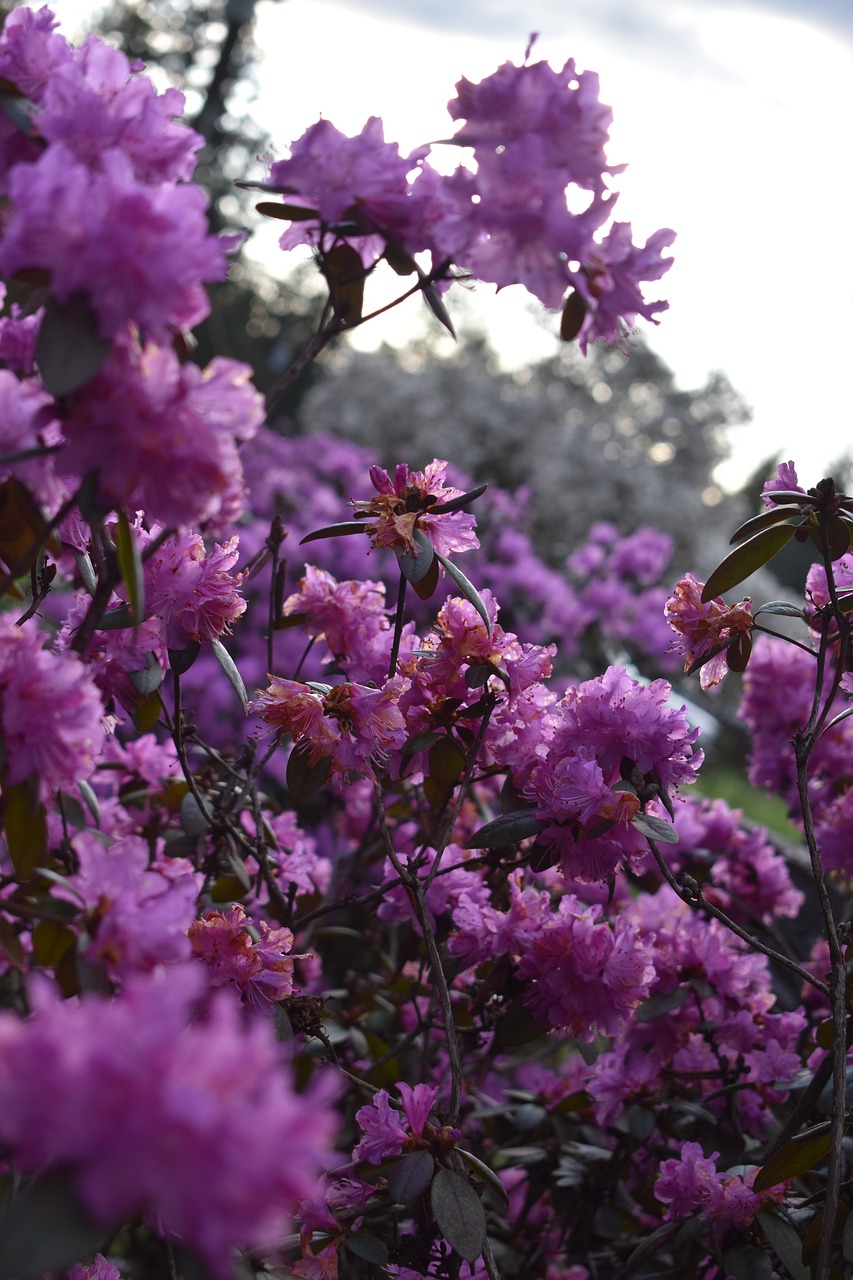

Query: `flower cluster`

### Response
(261, 51, 674, 345)
(0, 966, 337, 1277)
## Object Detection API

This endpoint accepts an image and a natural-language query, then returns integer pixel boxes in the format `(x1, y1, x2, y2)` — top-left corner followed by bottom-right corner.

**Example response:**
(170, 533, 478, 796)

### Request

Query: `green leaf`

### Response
(287, 744, 332, 802)
(0, 1172, 105, 1280)
(421, 278, 456, 338)
(96, 604, 134, 631)
(754, 1120, 837, 1191)
(702, 522, 800, 601)
(3, 776, 46, 879)
(632, 812, 679, 844)
(129, 651, 163, 696)
(756, 1209, 810, 1280)
(456, 1149, 510, 1206)
(115, 506, 144, 630)
(211, 639, 248, 712)
(636, 986, 690, 1022)
(425, 736, 466, 806)
(729, 504, 804, 543)
(430, 483, 488, 515)
(721, 1243, 772, 1280)
(402, 731, 444, 756)
(433, 550, 490, 630)
(321, 243, 365, 325)
(396, 526, 435, 583)
(386, 1150, 435, 1204)
(345, 1235, 389, 1265)
(755, 601, 805, 619)
(411, 553, 440, 601)
(560, 289, 587, 342)
(299, 521, 367, 545)
(468, 810, 547, 849)
(255, 200, 317, 220)
(168, 640, 201, 675)
(35, 292, 111, 397)
(431, 1168, 487, 1264)
(77, 778, 101, 827)
(0, 89, 40, 138)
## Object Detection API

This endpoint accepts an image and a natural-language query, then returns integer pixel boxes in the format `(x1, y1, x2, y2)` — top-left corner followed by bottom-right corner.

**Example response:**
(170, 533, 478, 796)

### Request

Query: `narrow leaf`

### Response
(386, 1150, 435, 1204)
(35, 293, 111, 397)
(468, 810, 547, 849)
(632, 812, 679, 844)
(411, 554, 440, 601)
(636, 987, 690, 1022)
(754, 1121, 836, 1191)
(396, 526, 435, 583)
(129, 652, 163, 696)
(0, 1173, 104, 1280)
(345, 1235, 389, 1265)
(321, 243, 365, 325)
(3, 777, 47, 879)
(702, 523, 799, 601)
(560, 289, 587, 342)
(211, 639, 248, 712)
(755, 601, 805, 619)
(421, 280, 456, 338)
(168, 640, 201, 675)
(287, 744, 332, 802)
(255, 200, 317, 221)
(756, 1209, 810, 1280)
(721, 1243, 772, 1280)
(433, 550, 490, 630)
(299, 521, 367, 545)
(431, 1168, 487, 1264)
(729, 504, 804, 543)
(456, 1149, 510, 1206)
(96, 605, 134, 631)
(430, 483, 489, 516)
(114, 507, 144, 629)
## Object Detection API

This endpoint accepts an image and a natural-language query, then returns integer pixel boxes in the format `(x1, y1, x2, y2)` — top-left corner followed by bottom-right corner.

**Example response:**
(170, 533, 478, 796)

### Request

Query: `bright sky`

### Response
(247, 0, 853, 491)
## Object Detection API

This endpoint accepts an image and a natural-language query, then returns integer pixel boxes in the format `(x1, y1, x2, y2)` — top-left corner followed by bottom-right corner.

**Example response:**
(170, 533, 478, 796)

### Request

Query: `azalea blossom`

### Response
(351, 459, 479, 560)
(664, 572, 754, 689)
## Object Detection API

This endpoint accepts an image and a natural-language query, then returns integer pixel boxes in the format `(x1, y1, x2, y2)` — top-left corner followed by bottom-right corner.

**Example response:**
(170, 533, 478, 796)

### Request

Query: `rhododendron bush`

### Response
(1, 8, 852, 1280)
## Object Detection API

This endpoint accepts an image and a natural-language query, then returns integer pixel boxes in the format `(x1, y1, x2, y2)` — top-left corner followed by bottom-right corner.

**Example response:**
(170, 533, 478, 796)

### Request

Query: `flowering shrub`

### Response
(0, 10, 850, 1280)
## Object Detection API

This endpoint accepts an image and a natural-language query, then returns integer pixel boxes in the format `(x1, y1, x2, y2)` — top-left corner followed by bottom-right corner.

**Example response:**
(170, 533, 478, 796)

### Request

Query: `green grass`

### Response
(694, 766, 801, 840)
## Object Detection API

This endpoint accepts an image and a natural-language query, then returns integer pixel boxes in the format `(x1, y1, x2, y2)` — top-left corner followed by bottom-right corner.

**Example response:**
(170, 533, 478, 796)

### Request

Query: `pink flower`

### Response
(145, 531, 246, 650)
(517, 895, 656, 1040)
(655, 1143, 786, 1229)
(61, 337, 263, 529)
(0, 615, 104, 799)
(352, 1081, 441, 1165)
(62, 832, 200, 980)
(351, 459, 479, 560)
(189, 904, 302, 1008)
(664, 573, 754, 689)
(0, 965, 338, 1275)
(762, 459, 804, 506)
(249, 675, 409, 780)
(0, 144, 230, 341)
(268, 116, 429, 229)
(352, 1089, 409, 1165)
(570, 222, 675, 352)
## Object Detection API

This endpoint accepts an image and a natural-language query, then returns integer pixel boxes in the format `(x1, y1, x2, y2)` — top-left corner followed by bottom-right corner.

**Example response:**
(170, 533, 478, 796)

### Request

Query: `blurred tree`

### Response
(296, 330, 753, 575)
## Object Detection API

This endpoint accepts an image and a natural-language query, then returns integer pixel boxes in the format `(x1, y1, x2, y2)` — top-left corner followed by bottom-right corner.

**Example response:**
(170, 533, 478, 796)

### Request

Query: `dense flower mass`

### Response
(61, 339, 264, 529)
(0, 966, 337, 1276)
(263, 52, 673, 345)
(522, 666, 702, 881)
(0, 614, 104, 798)
(0, 10, 842, 1279)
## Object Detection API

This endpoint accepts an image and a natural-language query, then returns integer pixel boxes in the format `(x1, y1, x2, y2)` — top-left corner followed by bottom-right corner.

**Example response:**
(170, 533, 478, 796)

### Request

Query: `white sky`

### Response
(247, 0, 853, 491)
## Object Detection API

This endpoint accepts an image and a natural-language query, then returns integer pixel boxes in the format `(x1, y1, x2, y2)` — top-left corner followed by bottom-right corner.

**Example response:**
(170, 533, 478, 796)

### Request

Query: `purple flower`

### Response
(61, 337, 263, 529)
(0, 145, 232, 341)
(351, 460, 479, 559)
(0, 615, 104, 799)
(144, 530, 247, 650)
(570, 222, 675, 352)
(761, 459, 803, 506)
(352, 1088, 409, 1165)
(0, 965, 338, 1275)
